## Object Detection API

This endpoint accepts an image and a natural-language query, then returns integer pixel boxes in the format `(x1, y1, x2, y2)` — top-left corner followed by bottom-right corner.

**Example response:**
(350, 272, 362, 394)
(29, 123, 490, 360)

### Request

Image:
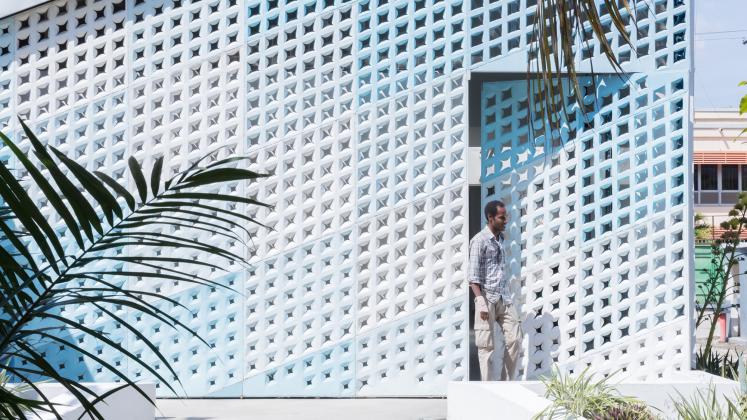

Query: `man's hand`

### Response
(480, 311, 489, 321)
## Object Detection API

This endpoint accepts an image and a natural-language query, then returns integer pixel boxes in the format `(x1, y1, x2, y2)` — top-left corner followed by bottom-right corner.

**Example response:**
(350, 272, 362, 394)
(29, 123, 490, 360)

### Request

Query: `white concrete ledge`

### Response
(12, 382, 155, 420)
(448, 381, 572, 420)
(447, 371, 739, 420)
(0, 0, 54, 19)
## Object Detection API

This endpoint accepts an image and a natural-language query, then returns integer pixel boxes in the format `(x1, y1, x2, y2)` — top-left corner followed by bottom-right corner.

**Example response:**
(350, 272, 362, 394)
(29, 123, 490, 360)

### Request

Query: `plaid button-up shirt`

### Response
(468, 226, 510, 304)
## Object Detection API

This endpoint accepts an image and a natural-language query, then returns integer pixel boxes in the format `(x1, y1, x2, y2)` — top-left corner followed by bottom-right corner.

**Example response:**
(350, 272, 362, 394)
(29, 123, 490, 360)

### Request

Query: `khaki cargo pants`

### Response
(474, 296, 522, 381)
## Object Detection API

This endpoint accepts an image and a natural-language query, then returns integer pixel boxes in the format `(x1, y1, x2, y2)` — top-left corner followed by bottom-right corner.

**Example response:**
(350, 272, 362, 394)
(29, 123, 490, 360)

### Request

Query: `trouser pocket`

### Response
(475, 329, 493, 351)
(474, 297, 493, 350)
(504, 303, 522, 344)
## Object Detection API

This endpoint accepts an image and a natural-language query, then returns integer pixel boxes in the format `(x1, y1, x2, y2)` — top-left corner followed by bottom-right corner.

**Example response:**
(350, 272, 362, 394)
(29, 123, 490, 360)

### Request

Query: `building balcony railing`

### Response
(694, 191, 743, 206)
(695, 214, 747, 243)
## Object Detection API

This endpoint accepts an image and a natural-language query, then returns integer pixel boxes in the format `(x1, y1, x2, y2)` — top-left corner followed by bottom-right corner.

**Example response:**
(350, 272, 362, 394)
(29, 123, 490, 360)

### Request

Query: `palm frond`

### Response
(0, 120, 269, 419)
(528, 0, 639, 140)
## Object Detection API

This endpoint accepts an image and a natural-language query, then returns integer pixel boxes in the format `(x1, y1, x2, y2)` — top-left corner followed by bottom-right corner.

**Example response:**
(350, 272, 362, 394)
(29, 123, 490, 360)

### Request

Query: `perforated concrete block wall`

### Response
(479, 0, 693, 381)
(1, 0, 691, 396)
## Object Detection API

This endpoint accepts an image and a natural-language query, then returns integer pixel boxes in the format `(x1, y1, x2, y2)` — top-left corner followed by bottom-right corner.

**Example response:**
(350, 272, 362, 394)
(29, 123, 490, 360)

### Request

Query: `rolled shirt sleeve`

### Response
(468, 236, 485, 285)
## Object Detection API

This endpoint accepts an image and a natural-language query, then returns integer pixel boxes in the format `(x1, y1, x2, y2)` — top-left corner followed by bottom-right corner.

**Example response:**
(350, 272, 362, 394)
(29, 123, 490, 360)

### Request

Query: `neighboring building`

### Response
(692, 109, 747, 340)
(694, 110, 747, 226)
(0, 0, 693, 397)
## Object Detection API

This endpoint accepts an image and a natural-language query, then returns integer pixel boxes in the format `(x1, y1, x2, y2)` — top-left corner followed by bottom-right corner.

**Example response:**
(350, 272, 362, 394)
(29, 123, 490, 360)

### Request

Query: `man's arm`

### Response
(468, 238, 489, 321)
(469, 282, 483, 298)
(471, 283, 488, 321)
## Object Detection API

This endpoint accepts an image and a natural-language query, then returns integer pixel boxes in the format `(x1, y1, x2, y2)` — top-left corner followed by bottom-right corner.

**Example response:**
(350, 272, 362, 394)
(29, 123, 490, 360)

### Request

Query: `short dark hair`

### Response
(484, 200, 505, 220)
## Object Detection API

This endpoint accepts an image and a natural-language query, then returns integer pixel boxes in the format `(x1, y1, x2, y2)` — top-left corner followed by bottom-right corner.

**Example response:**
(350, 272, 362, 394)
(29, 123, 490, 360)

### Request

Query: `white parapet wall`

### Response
(448, 371, 739, 420)
(13, 383, 155, 420)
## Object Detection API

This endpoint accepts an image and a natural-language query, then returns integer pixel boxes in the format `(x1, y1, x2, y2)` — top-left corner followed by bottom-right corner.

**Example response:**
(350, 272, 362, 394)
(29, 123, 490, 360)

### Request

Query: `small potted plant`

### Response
(695, 212, 713, 240)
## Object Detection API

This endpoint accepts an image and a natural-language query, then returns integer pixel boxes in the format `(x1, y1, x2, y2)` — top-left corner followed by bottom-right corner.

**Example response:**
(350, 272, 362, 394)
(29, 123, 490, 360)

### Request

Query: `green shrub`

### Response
(534, 366, 659, 420)
(696, 348, 739, 379)
(588, 402, 657, 420)
(672, 386, 743, 420)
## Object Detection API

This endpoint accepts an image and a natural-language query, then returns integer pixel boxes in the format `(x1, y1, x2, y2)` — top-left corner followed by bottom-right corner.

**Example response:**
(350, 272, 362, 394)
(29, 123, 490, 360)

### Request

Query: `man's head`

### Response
(484, 200, 507, 234)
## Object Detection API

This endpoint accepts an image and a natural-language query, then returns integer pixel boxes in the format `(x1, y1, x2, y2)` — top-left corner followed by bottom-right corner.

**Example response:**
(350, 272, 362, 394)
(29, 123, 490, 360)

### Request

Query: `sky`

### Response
(694, 0, 747, 110)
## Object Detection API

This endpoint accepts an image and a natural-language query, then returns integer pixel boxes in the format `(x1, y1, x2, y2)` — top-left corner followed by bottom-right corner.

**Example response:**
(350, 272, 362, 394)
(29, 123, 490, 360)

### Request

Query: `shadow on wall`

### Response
(16, 308, 99, 383)
(468, 185, 482, 381)
(524, 311, 556, 379)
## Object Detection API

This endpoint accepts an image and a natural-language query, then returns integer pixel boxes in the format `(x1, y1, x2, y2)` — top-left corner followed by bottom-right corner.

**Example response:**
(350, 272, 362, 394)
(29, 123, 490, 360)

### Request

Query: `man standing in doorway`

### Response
(469, 200, 522, 381)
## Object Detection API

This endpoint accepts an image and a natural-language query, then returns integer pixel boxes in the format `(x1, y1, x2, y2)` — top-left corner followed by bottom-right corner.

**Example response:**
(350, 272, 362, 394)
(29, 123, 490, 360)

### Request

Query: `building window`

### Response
(700, 164, 717, 190)
(721, 165, 739, 191)
(722, 165, 739, 190)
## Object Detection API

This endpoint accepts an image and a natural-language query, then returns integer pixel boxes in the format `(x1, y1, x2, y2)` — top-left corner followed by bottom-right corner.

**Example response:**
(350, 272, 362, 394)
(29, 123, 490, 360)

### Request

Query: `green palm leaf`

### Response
(128, 156, 149, 204)
(150, 156, 164, 196)
(0, 131, 86, 249)
(20, 119, 104, 240)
